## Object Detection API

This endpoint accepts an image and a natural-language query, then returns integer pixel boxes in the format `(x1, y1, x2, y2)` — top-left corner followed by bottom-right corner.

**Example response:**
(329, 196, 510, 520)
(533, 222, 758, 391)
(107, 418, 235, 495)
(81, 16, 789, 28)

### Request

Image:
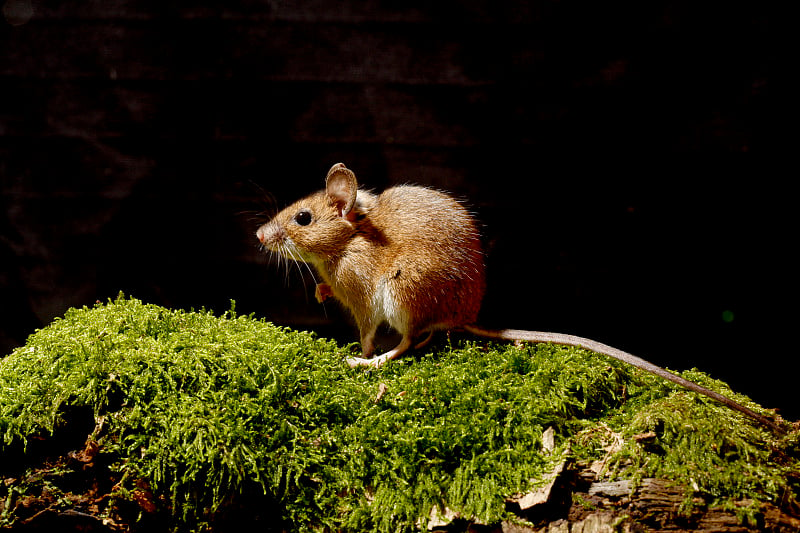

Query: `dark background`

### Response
(2, 2, 792, 418)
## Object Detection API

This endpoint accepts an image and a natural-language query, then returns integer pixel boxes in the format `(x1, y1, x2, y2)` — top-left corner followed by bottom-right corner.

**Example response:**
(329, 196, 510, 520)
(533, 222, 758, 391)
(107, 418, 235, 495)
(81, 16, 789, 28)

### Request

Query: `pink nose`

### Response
(256, 226, 268, 244)
(256, 223, 285, 246)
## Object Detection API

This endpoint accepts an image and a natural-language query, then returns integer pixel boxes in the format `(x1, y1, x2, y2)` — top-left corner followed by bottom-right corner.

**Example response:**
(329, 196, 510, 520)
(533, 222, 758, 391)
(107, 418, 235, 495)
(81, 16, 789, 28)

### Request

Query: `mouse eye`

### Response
(294, 209, 312, 226)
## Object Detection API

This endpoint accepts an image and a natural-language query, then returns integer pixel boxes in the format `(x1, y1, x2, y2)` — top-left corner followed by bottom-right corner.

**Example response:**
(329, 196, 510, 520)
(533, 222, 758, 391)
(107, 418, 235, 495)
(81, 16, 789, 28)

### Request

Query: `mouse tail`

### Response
(463, 325, 783, 434)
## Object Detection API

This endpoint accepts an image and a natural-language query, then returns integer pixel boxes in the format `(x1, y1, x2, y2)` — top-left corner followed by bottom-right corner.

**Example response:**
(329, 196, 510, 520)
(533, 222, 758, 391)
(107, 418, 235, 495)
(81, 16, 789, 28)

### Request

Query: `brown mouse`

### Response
(256, 163, 781, 433)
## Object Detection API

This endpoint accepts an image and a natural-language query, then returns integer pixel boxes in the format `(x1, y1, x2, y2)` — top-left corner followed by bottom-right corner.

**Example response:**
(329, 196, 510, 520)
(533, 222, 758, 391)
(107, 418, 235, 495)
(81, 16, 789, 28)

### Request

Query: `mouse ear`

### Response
(325, 163, 358, 218)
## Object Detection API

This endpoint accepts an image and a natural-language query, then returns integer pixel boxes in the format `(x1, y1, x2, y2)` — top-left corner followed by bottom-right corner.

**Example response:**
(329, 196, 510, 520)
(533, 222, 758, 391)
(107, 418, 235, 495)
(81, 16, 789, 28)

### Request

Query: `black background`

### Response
(2, 1, 793, 418)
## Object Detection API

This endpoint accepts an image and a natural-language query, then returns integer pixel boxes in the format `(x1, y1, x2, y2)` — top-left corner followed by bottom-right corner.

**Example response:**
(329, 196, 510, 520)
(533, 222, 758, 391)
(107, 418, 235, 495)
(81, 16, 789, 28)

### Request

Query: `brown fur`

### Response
(256, 164, 485, 362)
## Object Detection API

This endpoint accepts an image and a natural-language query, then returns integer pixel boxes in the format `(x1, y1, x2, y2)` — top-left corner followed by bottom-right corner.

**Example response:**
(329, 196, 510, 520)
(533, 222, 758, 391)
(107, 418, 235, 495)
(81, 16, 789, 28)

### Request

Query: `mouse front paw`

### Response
(315, 283, 334, 303)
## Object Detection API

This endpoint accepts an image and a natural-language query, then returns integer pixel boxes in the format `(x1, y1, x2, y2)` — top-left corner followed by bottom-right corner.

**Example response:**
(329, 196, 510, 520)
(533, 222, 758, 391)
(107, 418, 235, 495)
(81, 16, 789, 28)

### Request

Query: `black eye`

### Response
(294, 209, 312, 226)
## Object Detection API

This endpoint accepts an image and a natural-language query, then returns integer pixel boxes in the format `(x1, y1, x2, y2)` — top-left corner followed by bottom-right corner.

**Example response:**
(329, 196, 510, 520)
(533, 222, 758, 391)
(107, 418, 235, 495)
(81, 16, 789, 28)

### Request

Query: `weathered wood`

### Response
(438, 469, 800, 533)
(531, 476, 800, 533)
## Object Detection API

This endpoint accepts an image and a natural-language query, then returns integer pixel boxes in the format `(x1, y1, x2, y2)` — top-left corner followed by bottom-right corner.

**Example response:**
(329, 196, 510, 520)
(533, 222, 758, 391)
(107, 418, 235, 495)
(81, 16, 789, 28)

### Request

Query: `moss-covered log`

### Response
(1, 296, 797, 531)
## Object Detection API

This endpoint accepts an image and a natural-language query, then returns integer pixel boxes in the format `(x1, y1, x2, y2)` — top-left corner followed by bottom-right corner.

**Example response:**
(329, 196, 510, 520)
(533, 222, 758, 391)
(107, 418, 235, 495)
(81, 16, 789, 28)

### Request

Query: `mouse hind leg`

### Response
(346, 334, 413, 368)
(359, 325, 378, 358)
(346, 327, 436, 368)
(347, 304, 412, 368)
(345, 284, 432, 368)
(414, 330, 434, 350)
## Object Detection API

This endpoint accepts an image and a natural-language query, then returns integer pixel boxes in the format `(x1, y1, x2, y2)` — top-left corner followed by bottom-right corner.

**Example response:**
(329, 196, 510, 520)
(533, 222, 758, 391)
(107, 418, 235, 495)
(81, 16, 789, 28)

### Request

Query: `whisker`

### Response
(248, 180, 277, 207)
(239, 209, 275, 224)
(286, 244, 318, 299)
(260, 239, 329, 316)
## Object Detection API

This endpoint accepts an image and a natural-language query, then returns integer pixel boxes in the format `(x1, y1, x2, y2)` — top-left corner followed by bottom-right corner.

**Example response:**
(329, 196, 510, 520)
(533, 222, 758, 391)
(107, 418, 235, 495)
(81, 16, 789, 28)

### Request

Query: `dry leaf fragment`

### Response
(375, 382, 388, 403)
(542, 426, 556, 454)
(508, 455, 568, 510)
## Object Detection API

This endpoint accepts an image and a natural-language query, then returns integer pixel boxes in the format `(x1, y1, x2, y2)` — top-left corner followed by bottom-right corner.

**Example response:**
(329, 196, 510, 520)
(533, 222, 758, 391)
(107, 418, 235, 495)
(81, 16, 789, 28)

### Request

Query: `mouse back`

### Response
(368, 183, 486, 328)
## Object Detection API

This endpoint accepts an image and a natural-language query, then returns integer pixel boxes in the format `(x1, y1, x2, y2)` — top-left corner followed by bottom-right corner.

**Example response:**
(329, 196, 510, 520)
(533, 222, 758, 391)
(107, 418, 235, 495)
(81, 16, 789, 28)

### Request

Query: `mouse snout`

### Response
(256, 225, 268, 244)
(256, 222, 285, 246)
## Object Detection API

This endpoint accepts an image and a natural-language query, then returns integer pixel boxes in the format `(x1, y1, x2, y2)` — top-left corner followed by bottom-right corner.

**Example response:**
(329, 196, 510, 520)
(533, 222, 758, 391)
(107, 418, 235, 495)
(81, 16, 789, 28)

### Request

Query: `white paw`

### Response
(345, 355, 389, 369)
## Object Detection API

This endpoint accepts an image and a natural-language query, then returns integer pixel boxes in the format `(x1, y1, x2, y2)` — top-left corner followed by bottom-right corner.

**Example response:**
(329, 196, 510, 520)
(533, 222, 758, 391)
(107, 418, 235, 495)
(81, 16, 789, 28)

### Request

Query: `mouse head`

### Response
(256, 163, 371, 265)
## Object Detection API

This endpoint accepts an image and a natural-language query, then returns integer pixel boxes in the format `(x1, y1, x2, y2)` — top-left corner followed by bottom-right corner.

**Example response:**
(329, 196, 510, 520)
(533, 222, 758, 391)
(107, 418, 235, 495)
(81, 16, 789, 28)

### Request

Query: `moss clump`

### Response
(0, 295, 796, 531)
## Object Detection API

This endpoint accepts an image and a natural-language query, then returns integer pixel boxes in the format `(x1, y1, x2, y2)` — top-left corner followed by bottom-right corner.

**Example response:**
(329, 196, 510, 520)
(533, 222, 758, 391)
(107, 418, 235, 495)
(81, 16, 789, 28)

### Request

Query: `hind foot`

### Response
(346, 336, 413, 369)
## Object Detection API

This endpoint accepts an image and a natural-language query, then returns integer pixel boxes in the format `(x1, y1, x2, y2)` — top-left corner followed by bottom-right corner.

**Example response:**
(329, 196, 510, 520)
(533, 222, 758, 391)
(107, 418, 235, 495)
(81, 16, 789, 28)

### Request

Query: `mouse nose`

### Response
(256, 223, 285, 246)
(256, 225, 269, 244)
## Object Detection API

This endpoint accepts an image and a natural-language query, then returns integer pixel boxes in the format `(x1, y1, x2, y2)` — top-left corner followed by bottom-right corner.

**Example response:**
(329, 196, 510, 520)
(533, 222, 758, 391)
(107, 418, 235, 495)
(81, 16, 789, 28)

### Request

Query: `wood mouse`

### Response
(256, 163, 781, 433)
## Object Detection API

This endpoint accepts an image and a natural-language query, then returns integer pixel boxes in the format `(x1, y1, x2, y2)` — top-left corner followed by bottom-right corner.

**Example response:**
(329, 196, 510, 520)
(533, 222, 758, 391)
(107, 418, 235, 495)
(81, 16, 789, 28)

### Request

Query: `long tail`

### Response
(463, 325, 782, 434)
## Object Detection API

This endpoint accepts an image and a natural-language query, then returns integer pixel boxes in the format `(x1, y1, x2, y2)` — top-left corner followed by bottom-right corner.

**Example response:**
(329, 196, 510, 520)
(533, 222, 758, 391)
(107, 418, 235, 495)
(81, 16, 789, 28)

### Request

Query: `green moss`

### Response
(0, 295, 796, 531)
(606, 382, 799, 518)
